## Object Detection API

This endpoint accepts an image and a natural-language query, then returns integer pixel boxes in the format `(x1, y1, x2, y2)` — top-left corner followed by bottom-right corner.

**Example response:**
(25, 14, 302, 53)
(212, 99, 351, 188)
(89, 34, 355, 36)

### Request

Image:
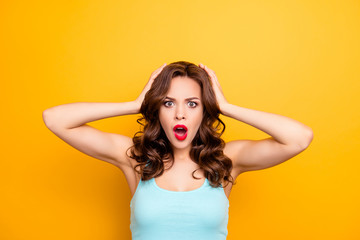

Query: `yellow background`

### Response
(1, 0, 359, 239)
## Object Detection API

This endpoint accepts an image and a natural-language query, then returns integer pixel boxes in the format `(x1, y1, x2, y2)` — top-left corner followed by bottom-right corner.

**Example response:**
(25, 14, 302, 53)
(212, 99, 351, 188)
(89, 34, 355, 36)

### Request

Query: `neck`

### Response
(171, 145, 192, 162)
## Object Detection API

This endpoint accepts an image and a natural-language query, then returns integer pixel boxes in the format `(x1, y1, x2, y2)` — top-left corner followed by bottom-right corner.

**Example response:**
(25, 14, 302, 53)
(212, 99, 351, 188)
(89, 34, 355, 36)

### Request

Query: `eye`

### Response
(188, 101, 197, 108)
(164, 101, 174, 107)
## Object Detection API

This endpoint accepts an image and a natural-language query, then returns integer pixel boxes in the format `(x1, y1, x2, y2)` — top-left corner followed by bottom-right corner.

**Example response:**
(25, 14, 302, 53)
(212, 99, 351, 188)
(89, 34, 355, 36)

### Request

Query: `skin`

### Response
(145, 63, 313, 196)
(158, 76, 204, 162)
(198, 63, 313, 177)
(43, 62, 313, 200)
(155, 76, 208, 193)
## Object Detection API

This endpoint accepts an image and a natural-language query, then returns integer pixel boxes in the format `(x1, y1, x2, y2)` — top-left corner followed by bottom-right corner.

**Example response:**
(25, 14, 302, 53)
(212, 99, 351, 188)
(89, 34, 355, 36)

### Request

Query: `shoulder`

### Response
(108, 134, 137, 169)
(223, 140, 251, 175)
(223, 139, 250, 164)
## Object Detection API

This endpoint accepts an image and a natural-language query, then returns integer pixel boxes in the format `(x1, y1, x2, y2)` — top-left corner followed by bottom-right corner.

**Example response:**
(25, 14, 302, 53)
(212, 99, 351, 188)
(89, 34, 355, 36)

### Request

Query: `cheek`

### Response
(192, 111, 204, 131)
(196, 107, 204, 122)
(159, 111, 170, 130)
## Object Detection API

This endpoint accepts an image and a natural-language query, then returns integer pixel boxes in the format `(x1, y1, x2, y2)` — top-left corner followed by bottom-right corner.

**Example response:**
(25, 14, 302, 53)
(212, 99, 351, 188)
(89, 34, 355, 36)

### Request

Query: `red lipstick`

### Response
(173, 124, 188, 141)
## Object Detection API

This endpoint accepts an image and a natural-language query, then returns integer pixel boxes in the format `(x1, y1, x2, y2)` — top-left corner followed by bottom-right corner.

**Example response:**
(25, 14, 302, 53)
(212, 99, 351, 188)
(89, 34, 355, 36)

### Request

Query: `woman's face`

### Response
(159, 76, 203, 151)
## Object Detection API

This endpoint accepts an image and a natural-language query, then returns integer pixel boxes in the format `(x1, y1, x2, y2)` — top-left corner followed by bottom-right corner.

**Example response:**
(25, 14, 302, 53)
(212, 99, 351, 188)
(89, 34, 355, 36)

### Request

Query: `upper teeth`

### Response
(177, 127, 184, 130)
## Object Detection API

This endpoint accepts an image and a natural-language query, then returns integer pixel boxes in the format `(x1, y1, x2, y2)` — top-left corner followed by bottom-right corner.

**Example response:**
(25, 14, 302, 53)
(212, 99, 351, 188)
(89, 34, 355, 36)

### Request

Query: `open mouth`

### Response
(173, 124, 188, 141)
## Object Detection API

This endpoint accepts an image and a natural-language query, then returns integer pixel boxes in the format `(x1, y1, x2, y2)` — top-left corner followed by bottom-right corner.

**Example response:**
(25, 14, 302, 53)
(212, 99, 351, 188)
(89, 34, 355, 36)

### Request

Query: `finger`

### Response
(205, 65, 216, 75)
(152, 63, 167, 73)
(199, 63, 207, 70)
(153, 65, 166, 75)
(150, 63, 167, 78)
(203, 65, 215, 77)
(204, 68, 216, 83)
(199, 64, 217, 83)
(206, 66, 217, 79)
(158, 63, 167, 70)
(207, 69, 220, 87)
(204, 66, 217, 80)
(200, 64, 210, 74)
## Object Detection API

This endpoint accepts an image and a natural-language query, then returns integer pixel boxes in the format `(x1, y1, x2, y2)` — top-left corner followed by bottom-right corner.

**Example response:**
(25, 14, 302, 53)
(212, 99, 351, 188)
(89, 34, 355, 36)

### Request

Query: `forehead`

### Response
(166, 76, 201, 99)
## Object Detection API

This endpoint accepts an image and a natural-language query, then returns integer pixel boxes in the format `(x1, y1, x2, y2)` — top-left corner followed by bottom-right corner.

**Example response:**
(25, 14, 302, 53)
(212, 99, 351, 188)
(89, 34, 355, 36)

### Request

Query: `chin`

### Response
(169, 139, 193, 149)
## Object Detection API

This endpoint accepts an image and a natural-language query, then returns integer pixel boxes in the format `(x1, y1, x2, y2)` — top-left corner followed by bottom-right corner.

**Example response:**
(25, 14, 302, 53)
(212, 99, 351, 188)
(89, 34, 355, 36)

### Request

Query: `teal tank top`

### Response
(130, 177, 230, 240)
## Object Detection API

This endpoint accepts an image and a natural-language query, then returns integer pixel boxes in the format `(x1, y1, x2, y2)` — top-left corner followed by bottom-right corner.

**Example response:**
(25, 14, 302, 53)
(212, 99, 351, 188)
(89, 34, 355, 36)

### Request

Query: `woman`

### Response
(43, 61, 313, 240)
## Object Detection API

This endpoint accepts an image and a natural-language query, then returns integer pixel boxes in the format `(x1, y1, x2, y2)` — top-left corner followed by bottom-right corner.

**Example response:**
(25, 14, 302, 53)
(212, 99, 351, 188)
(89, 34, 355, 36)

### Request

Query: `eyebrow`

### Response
(165, 96, 200, 101)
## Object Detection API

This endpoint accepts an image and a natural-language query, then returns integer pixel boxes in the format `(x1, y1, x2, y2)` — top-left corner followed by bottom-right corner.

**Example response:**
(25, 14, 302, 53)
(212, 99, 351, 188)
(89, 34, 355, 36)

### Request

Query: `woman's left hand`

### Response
(199, 63, 229, 113)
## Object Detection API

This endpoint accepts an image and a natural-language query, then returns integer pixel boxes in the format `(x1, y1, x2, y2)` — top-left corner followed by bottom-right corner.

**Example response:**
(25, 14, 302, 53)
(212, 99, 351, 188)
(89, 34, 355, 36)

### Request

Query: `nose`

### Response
(175, 105, 186, 120)
(176, 113, 185, 120)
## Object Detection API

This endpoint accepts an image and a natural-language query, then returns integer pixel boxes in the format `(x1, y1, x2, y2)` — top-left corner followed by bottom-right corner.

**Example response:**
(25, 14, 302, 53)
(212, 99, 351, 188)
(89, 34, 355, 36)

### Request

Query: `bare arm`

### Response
(43, 101, 139, 130)
(199, 63, 313, 173)
(42, 101, 139, 168)
(42, 63, 167, 170)
(221, 103, 313, 149)
(221, 103, 313, 172)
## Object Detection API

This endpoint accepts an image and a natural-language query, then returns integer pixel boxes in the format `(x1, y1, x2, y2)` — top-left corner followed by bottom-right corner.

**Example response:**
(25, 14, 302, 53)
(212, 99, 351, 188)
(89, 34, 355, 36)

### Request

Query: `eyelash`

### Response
(164, 101, 198, 108)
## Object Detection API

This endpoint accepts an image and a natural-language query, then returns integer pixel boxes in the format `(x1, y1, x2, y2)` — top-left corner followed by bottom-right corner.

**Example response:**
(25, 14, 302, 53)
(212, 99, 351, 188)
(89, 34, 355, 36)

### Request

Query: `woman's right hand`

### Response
(134, 63, 167, 112)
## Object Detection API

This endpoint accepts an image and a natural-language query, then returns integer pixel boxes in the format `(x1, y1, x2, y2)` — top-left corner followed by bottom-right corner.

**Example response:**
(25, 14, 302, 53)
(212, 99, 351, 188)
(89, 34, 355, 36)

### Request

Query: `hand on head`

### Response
(134, 63, 167, 110)
(134, 62, 228, 114)
(198, 63, 228, 112)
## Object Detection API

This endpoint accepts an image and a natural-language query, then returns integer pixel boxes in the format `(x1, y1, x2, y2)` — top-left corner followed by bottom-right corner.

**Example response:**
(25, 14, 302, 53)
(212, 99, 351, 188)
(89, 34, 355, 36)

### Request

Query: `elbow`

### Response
(42, 108, 57, 130)
(42, 109, 51, 128)
(297, 127, 314, 151)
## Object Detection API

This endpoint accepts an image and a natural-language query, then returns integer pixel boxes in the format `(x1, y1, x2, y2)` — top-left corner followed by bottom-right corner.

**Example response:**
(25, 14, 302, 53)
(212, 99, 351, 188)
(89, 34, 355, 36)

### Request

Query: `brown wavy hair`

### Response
(127, 61, 234, 188)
